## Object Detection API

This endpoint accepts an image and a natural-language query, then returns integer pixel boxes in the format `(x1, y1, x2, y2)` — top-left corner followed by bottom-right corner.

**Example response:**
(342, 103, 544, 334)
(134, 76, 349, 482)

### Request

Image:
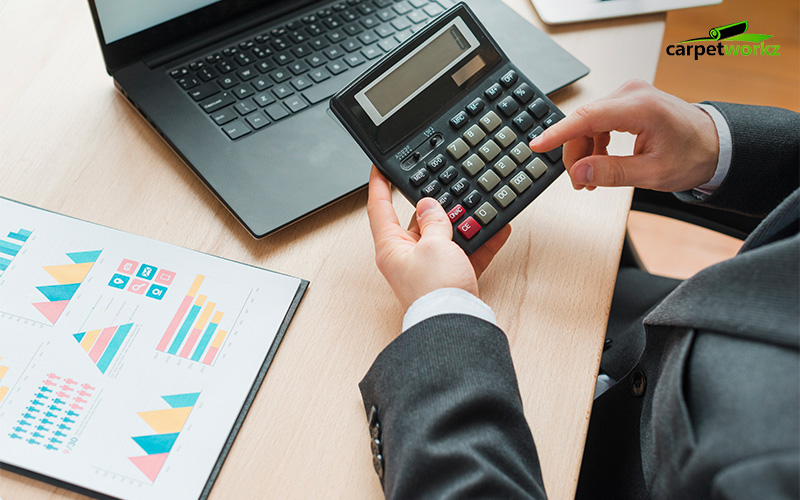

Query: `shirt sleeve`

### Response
(692, 103, 733, 198)
(402, 288, 498, 332)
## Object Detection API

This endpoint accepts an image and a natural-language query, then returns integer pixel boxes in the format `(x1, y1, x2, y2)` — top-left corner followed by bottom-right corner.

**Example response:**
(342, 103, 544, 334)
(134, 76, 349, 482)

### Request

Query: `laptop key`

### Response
(283, 96, 309, 113)
(211, 107, 237, 125)
(170, 67, 189, 79)
(358, 31, 379, 45)
(237, 66, 258, 81)
(216, 61, 234, 74)
(309, 68, 331, 83)
(327, 61, 348, 74)
(188, 83, 220, 101)
(246, 112, 270, 130)
(306, 55, 326, 68)
(343, 23, 364, 36)
(378, 38, 399, 53)
(197, 67, 217, 82)
(218, 76, 239, 89)
(177, 77, 199, 90)
(345, 53, 366, 67)
(200, 92, 234, 113)
(273, 85, 294, 99)
(256, 60, 273, 73)
(362, 45, 383, 60)
(289, 61, 310, 75)
(222, 120, 251, 139)
(234, 100, 257, 115)
(253, 91, 276, 107)
(291, 76, 312, 91)
(270, 69, 291, 83)
(232, 84, 255, 99)
(265, 102, 290, 121)
(309, 37, 329, 50)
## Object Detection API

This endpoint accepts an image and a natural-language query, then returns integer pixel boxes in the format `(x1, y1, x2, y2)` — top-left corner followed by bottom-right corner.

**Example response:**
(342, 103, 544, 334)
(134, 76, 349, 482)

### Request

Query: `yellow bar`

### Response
(80, 329, 102, 352)
(194, 294, 207, 307)
(187, 275, 205, 297)
(0, 386, 8, 402)
(194, 302, 216, 331)
(210, 311, 224, 325)
(210, 330, 228, 348)
(0, 366, 7, 379)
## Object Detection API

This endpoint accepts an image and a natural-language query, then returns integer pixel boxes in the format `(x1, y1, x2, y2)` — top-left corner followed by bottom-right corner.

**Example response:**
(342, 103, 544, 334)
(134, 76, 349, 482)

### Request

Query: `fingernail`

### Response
(575, 163, 593, 184)
(417, 197, 438, 217)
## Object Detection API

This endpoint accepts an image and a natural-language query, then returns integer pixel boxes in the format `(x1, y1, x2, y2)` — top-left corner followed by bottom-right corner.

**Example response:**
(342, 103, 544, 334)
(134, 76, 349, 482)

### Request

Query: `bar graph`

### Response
(73, 323, 134, 374)
(0, 358, 9, 404)
(128, 392, 200, 482)
(156, 275, 230, 365)
(32, 250, 102, 325)
(0, 228, 32, 278)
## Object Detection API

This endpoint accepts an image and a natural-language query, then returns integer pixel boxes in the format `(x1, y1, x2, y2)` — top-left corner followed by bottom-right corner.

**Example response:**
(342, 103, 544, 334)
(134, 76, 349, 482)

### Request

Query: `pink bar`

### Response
(157, 295, 193, 351)
(179, 328, 202, 358)
(88, 327, 117, 363)
(202, 346, 219, 365)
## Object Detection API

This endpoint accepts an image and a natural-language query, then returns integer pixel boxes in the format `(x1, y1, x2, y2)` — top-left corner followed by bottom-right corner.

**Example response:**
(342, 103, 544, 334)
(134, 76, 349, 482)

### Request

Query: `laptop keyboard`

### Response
(169, 0, 456, 140)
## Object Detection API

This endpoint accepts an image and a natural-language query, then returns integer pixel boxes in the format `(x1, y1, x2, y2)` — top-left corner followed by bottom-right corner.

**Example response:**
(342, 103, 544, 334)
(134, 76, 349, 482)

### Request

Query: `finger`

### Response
(470, 225, 512, 278)
(569, 154, 657, 188)
(416, 198, 453, 242)
(563, 137, 593, 190)
(367, 166, 403, 242)
(592, 132, 611, 156)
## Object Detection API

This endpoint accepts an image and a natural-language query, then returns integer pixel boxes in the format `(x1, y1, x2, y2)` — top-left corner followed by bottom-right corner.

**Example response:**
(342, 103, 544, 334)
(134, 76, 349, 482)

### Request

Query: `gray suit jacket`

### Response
(359, 103, 799, 499)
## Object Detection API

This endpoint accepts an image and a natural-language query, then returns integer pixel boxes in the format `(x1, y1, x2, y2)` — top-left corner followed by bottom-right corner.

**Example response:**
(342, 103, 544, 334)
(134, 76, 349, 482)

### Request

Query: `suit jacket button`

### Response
(370, 421, 381, 440)
(631, 371, 646, 397)
(368, 405, 379, 427)
(373, 454, 384, 479)
(371, 438, 381, 457)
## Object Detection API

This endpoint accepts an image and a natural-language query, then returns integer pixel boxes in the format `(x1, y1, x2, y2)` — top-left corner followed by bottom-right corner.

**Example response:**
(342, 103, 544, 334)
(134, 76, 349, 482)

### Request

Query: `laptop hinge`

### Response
(144, 0, 317, 69)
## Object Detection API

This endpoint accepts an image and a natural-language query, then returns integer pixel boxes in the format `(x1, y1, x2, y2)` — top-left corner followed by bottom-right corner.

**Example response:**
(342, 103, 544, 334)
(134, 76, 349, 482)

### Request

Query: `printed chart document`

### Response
(0, 198, 308, 499)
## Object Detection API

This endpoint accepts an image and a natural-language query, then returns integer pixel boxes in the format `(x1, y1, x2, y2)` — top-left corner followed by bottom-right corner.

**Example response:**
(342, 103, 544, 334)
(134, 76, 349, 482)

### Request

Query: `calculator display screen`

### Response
(356, 17, 480, 126)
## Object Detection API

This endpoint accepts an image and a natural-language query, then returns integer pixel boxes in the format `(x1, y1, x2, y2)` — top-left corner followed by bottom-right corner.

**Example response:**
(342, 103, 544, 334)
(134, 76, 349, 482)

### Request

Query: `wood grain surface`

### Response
(0, 1, 664, 499)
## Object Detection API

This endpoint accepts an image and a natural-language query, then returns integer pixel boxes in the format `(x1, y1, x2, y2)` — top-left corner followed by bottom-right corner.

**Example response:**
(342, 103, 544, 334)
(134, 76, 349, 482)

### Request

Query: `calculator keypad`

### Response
(399, 66, 564, 252)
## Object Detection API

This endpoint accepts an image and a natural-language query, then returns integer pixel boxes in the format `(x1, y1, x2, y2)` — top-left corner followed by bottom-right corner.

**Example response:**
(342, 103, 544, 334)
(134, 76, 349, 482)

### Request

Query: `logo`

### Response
(666, 21, 779, 60)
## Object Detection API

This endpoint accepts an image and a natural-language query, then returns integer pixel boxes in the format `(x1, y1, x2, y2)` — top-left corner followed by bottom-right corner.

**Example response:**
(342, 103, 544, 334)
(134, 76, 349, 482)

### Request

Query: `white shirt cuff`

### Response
(693, 103, 732, 197)
(402, 288, 498, 333)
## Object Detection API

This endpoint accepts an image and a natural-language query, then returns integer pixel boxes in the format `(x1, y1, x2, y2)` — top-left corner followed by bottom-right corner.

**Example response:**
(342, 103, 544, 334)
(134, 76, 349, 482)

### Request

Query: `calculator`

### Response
(330, 2, 565, 254)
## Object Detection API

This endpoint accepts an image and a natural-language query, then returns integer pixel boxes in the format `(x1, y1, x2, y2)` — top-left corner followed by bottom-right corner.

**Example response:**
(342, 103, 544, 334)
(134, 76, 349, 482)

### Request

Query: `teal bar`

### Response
(37, 283, 80, 302)
(191, 322, 218, 361)
(162, 392, 201, 409)
(132, 433, 179, 455)
(0, 240, 21, 257)
(8, 230, 29, 242)
(167, 305, 201, 355)
(67, 250, 102, 264)
(0, 258, 9, 271)
(96, 323, 133, 373)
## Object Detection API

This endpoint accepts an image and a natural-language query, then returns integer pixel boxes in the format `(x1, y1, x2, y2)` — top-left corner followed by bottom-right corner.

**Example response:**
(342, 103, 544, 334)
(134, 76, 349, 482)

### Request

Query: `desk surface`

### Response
(0, 2, 664, 498)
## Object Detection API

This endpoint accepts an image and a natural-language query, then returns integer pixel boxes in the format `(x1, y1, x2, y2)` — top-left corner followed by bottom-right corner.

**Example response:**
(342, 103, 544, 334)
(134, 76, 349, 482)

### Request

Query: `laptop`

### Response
(88, 0, 589, 238)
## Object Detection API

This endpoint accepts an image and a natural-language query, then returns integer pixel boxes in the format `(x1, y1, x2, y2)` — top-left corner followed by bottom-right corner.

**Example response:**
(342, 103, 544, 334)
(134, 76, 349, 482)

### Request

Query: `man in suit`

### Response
(360, 80, 799, 499)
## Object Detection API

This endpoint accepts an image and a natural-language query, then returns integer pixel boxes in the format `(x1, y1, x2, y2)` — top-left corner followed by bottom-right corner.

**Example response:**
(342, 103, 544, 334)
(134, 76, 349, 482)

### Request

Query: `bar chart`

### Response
(156, 275, 232, 365)
(73, 323, 134, 374)
(0, 228, 32, 278)
(33, 250, 102, 325)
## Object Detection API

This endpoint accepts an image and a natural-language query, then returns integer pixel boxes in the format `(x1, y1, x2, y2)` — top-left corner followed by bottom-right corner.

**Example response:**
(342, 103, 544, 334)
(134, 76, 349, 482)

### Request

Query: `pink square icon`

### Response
(118, 259, 139, 275)
(127, 279, 148, 295)
(155, 270, 176, 285)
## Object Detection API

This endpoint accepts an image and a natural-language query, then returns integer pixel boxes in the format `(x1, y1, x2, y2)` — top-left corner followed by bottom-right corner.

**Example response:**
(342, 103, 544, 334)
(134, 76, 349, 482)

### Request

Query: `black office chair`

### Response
(620, 188, 762, 269)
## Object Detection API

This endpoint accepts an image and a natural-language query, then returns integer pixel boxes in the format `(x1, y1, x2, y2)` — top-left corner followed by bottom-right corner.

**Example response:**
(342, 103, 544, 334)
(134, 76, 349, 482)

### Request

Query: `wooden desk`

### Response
(0, 2, 664, 498)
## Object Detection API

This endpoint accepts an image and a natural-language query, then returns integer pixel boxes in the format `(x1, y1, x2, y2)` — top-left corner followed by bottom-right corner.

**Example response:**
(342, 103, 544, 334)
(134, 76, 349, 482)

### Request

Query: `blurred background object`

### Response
(629, 0, 799, 279)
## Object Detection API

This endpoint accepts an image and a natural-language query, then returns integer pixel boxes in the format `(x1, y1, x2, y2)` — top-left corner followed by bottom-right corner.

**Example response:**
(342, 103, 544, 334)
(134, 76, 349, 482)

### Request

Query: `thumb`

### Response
(416, 198, 453, 242)
(569, 155, 655, 188)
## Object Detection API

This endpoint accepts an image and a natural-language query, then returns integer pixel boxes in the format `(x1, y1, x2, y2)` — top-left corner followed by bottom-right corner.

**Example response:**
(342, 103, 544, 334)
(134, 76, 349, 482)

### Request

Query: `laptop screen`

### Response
(95, 0, 221, 43)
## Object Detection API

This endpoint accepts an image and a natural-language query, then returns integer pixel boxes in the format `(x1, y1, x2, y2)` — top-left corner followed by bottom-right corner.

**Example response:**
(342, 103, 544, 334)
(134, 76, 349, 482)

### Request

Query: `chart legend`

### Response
(73, 323, 134, 374)
(33, 250, 102, 325)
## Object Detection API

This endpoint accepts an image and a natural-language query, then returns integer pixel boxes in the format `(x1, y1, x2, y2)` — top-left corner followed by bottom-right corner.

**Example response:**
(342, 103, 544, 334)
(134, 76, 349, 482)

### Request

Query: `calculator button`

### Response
(439, 166, 459, 185)
(422, 180, 442, 197)
(546, 148, 563, 163)
(527, 126, 545, 142)
(497, 96, 520, 118)
(447, 204, 466, 223)
(478, 170, 501, 192)
(528, 98, 549, 120)
(543, 113, 560, 129)
(410, 168, 430, 187)
(493, 185, 517, 208)
(437, 192, 454, 209)
(466, 98, 485, 116)
(513, 83, 535, 104)
(525, 157, 549, 180)
(510, 171, 533, 193)
(478, 140, 502, 162)
(500, 70, 518, 88)
(427, 154, 447, 173)
(451, 178, 470, 196)
(462, 190, 482, 209)
(510, 142, 533, 164)
(474, 202, 498, 225)
(513, 111, 535, 133)
(463, 125, 486, 147)
(223, 120, 251, 139)
(447, 139, 470, 161)
(457, 217, 481, 240)
(493, 156, 516, 178)
(494, 127, 517, 149)
(450, 111, 469, 130)
(462, 154, 485, 176)
(484, 83, 503, 101)
(479, 111, 502, 133)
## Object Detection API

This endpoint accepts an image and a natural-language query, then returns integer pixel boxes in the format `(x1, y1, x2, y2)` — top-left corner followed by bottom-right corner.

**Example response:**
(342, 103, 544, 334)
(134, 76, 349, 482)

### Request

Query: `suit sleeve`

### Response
(359, 314, 547, 499)
(678, 103, 800, 218)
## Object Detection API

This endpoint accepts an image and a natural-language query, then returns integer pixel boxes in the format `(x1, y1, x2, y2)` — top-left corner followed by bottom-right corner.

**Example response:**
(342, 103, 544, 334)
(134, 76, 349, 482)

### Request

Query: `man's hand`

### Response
(367, 166, 512, 311)
(530, 79, 720, 193)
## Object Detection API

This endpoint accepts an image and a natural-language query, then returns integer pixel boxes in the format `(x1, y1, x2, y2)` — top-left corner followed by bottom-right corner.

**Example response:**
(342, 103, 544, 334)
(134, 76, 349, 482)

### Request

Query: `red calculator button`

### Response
(447, 204, 466, 223)
(457, 217, 481, 240)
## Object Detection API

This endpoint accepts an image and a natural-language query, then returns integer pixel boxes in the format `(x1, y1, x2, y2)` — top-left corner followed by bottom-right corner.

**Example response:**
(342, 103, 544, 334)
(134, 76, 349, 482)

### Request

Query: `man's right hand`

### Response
(530, 79, 720, 193)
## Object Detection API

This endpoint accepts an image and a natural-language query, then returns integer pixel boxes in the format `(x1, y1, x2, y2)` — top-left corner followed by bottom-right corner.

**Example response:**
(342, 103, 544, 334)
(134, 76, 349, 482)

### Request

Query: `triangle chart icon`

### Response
(43, 263, 94, 285)
(33, 300, 70, 324)
(129, 453, 169, 482)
